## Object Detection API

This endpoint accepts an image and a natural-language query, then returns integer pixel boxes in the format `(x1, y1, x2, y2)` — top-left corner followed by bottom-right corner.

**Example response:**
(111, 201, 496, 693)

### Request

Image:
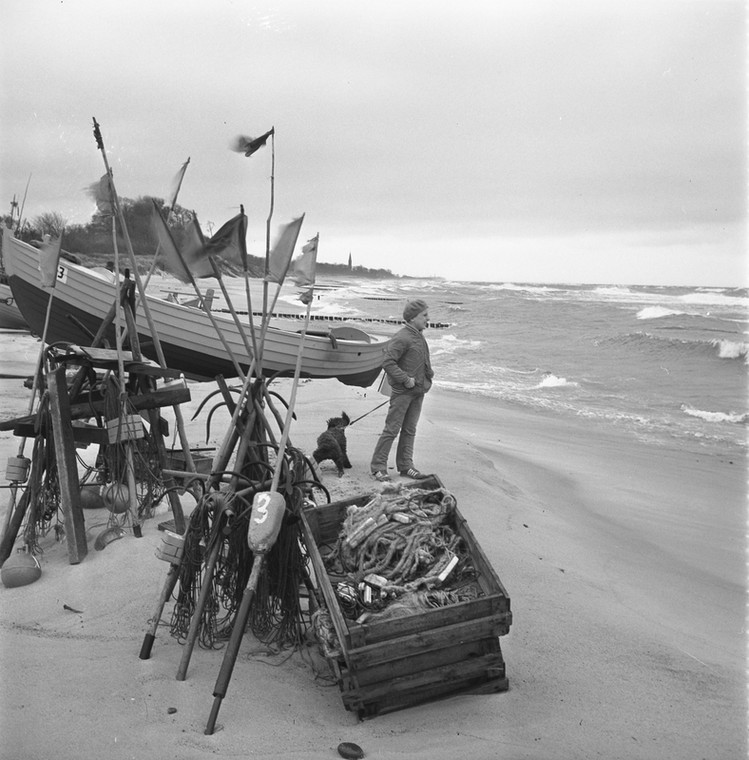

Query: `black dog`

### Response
(312, 412, 352, 477)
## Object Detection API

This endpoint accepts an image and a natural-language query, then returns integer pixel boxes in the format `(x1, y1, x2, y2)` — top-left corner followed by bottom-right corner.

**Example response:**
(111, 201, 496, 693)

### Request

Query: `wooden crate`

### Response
(299, 475, 512, 718)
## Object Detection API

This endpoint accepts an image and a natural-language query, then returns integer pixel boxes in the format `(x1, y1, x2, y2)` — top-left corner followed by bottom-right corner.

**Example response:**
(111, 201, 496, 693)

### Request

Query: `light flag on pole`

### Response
(264, 215, 305, 284)
(38, 233, 63, 288)
(291, 234, 318, 287)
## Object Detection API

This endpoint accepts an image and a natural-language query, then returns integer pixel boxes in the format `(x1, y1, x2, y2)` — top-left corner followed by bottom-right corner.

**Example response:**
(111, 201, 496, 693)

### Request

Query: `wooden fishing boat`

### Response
(1, 229, 388, 386)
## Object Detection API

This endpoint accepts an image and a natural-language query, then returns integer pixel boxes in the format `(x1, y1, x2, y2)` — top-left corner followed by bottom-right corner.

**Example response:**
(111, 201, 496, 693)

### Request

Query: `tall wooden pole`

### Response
(259, 129, 275, 375)
(92, 118, 196, 479)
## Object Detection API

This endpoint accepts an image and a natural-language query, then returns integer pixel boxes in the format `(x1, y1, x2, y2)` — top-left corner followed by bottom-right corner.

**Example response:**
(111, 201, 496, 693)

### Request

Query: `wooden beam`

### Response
(0, 386, 191, 432)
(47, 366, 88, 564)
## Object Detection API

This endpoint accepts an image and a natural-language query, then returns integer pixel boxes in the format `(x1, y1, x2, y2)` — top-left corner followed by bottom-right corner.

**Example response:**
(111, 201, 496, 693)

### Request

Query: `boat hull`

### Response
(3, 230, 386, 387)
(0, 282, 27, 330)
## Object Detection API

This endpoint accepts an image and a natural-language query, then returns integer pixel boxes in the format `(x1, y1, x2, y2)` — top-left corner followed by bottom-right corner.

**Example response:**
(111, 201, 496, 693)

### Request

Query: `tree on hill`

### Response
(32, 211, 66, 238)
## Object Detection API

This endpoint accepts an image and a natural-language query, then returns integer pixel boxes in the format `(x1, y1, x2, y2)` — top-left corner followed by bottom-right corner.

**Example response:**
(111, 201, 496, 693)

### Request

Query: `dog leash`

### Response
(348, 399, 389, 426)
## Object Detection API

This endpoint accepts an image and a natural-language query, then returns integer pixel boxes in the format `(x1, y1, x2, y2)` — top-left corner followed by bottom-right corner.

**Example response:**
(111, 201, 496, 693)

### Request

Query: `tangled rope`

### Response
(322, 484, 481, 624)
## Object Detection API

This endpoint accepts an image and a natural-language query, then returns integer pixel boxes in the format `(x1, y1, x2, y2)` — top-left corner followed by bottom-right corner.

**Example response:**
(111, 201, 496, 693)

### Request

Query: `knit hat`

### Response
(403, 299, 428, 322)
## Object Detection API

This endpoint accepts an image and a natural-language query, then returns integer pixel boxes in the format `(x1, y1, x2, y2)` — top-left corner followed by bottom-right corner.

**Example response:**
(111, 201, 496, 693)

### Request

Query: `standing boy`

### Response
(370, 299, 433, 481)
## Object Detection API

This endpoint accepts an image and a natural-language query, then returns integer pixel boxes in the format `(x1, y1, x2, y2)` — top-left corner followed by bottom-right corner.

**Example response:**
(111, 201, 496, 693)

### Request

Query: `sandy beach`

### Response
(0, 333, 745, 760)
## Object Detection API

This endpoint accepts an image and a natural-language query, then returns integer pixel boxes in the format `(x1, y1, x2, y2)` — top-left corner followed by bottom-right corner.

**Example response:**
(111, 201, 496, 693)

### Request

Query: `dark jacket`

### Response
(382, 324, 434, 394)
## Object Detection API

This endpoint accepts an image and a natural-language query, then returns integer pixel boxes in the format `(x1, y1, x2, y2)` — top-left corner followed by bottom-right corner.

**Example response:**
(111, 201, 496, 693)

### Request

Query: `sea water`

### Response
(311, 279, 749, 458)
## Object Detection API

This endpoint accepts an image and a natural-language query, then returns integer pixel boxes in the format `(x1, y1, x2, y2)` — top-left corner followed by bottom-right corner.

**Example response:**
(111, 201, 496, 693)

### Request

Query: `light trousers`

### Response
(370, 391, 424, 473)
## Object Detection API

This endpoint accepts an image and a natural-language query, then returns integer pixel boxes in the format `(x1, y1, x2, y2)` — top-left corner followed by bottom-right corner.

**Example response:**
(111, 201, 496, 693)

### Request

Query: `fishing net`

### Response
(20, 404, 61, 554)
(168, 383, 322, 654)
(98, 375, 166, 523)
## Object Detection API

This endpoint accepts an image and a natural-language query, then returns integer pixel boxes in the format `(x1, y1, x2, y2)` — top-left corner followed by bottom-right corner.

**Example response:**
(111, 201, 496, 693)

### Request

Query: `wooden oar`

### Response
(139, 559, 180, 660)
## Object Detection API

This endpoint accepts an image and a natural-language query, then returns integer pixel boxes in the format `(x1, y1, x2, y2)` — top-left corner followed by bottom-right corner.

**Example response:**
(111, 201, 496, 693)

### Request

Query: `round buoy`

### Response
(80, 483, 105, 509)
(1, 553, 42, 588)
(337, 742, 364, 759)
(101, 482, 130, 514)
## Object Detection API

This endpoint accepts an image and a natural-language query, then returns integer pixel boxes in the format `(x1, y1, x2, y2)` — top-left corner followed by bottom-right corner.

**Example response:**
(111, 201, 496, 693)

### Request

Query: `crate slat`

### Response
(346, 614, 509, 671)
(341, 650, 508, 717)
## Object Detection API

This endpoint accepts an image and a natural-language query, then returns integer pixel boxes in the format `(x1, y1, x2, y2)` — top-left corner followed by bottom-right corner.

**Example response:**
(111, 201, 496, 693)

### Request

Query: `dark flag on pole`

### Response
(205, 210, 249, 270)
(231, 128, 274, 158)
(86, 174, 114, 216)
(150, 200, 212, 282)
(182, 217, 215, 278)
(167, 158, 190, 211)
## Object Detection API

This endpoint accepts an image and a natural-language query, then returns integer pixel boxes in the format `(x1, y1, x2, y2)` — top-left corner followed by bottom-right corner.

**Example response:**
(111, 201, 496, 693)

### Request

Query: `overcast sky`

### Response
(1, 0, 745, 286)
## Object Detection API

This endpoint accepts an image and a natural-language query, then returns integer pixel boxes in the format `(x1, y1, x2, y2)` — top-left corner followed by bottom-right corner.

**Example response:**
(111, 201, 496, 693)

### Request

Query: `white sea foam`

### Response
(487, 283, 560, 294)
(681, 406, 749, 424)
(636, 306, 686, 320)
(593, 286, 634, 297)
(533, 373, 578, 389)
(711, 339, 749, 359)
(436, 379, 501, 398)
(679, 292, 749, 307)
(312, 300, 365, 317)
(429, 334, 483, 356)
(581, 286, 673, 307)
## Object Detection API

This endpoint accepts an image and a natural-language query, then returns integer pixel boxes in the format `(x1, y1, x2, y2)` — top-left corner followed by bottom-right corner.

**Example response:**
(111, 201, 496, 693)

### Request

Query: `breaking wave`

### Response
(533, 373, 578, 389)
(612, 332, 749, 361)
(681, 406, 749, 424)
(678, 291, 749, 308)
(429, 334, 483, 357)
(637, 306, 686, 320)
(712, 339, 749, 360)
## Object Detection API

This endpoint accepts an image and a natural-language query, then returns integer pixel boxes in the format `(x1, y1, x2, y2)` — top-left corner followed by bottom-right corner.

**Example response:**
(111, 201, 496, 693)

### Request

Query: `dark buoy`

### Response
(80, 483, 105, 509)
(337, 742, 364, 759)
(1, 552, 42, 588)
(101, 482, 130, 514)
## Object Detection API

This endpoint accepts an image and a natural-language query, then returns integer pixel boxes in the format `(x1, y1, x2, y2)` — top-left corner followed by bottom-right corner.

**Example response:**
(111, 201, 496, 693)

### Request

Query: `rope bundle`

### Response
(324, 485, 479, 623)
(336, 485, 459, 586)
